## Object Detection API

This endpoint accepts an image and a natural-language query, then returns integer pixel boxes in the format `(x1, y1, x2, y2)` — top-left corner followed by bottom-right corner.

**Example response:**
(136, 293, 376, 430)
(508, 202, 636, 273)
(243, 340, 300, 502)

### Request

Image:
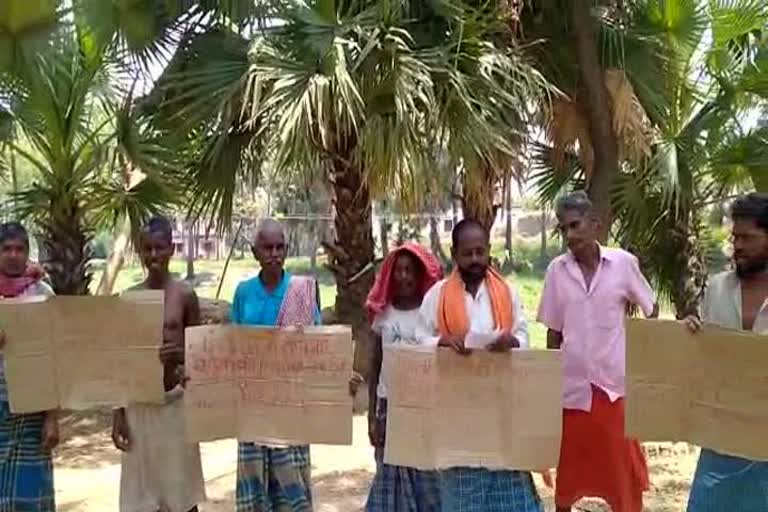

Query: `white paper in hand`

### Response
(464, 330, 502, 349)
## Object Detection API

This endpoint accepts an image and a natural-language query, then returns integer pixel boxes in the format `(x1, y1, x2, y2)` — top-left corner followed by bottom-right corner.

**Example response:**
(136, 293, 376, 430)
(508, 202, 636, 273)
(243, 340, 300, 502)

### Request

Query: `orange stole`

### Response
(436, 268, 514, 336)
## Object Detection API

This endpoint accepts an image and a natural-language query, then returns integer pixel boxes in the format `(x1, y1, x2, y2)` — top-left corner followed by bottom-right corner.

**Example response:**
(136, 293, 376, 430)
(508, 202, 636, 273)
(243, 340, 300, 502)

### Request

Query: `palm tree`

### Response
(0, 12, 179, 294)
(520, 1, 656, 239)
(144, 0, 551, 375)
(533, 0, 768, 316)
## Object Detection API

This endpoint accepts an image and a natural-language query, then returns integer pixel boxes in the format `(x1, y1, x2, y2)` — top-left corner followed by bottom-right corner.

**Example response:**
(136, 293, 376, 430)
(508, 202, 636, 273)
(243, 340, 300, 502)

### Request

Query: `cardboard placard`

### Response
(0, 291, 165, 413)
(184, 324, 354, 445)
(383, 347, 563, 470)
(627, 319, 768, 461)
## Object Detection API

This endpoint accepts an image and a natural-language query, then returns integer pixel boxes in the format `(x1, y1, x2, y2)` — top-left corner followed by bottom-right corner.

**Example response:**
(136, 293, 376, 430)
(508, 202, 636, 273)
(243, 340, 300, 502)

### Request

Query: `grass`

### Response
(95, 255, 549, 348)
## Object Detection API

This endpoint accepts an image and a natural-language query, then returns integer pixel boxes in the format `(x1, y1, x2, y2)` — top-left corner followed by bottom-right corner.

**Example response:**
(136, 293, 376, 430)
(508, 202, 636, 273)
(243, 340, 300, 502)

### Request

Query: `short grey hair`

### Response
(254, 218, 284, 242)
(555, 191, 594, 218)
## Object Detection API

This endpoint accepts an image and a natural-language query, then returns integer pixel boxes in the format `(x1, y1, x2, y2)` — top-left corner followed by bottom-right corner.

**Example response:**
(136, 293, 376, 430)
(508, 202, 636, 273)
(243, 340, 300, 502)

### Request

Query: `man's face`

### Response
(252, 229, 286, 272)
(557, 209, 598, 256)
(0, 238, 28, 277)
(139, 231, 173, 275)
(392, 252, 422, 300)
(452, 226, 490, 283)
(732, 218, 768, 278)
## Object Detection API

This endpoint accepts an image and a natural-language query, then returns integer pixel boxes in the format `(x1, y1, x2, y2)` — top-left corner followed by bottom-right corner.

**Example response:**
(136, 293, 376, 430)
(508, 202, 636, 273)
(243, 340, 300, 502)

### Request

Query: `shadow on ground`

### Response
(203, 469, 375, 512)
(55, 409, 118, 469)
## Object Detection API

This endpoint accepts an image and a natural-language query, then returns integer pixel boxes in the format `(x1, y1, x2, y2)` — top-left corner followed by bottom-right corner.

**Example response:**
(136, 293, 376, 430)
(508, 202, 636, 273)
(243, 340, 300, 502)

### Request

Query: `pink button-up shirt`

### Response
(537, 247, 655, 412)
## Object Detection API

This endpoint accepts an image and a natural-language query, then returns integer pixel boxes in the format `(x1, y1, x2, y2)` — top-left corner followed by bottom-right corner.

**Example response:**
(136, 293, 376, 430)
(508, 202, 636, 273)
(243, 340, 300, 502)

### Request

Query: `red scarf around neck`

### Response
(0, 263, 45, 298)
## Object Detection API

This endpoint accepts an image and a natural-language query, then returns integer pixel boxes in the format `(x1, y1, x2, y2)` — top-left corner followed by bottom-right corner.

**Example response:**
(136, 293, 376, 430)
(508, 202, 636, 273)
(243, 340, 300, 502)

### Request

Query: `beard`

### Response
(459, 264, 487, 284)
(735, 258, 768, 278)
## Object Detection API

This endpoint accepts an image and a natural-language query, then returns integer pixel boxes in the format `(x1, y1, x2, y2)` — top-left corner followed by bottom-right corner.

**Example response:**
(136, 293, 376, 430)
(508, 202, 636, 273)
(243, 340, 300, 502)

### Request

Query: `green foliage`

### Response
(0, 19, 180, 293)
(530, 0, 768, 314)
(146, 0, 553, 227)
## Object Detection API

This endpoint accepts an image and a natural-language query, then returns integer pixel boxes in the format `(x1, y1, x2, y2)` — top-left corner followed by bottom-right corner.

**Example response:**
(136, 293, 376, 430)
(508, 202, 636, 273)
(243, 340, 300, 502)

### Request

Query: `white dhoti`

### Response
(120, 387, 206, 512)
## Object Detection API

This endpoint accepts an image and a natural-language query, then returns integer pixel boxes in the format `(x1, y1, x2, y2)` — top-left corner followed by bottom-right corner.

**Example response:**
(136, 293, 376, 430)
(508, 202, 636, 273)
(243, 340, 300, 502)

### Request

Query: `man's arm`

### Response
(367, 332, 383, 448)
(415, 284, 441, 346)
(626, 255, 657, 318)
(184, 287, 202, 327)
(546, 329, 563, 349)
(536, 263, 565, 343)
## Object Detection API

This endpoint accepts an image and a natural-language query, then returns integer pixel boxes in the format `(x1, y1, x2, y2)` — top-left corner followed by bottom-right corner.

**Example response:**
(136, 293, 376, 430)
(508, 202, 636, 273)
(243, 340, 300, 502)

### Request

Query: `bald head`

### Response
(255, 218, 284, 242)
(252, 218, 286, 274)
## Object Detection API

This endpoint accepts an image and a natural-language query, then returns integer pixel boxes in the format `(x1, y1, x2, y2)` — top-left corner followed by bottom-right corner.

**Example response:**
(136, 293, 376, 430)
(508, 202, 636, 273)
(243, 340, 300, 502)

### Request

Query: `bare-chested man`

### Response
(111, 216, 206, 512)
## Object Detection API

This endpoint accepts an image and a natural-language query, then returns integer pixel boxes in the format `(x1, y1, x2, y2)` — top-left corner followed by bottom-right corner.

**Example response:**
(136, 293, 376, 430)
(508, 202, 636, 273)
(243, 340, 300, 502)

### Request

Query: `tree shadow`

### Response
(55, 409, 120, 469)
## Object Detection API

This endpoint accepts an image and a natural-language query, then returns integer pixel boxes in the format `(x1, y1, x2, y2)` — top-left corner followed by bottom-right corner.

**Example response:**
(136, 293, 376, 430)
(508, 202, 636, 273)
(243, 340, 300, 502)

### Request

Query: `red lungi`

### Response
(555, 386, 649, 512)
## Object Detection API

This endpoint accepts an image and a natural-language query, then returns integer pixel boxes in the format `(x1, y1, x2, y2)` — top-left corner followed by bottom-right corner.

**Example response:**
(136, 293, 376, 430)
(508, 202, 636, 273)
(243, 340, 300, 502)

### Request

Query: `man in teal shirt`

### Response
(232, 219, 321, 512)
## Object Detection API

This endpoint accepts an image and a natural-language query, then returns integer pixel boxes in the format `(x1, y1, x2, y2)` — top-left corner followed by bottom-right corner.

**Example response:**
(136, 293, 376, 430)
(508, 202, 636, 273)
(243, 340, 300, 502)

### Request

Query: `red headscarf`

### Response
(0, 262, 46, 298)
(365, 242, 443, 322)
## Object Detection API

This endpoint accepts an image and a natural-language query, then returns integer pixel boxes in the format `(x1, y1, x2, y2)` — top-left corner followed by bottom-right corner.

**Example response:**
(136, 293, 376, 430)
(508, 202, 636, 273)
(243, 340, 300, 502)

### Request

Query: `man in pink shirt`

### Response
(537, 191, 657, 512)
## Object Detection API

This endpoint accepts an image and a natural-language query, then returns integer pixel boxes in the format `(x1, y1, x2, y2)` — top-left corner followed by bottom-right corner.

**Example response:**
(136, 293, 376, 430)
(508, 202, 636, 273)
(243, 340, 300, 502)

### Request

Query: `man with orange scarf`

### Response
(417, 219, 543, 512)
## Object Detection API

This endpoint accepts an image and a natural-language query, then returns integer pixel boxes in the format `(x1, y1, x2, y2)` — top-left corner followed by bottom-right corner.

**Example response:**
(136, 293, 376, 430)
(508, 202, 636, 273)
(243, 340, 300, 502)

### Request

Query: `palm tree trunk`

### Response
(42, 197, 92, 295)
(462, 162, 499, 232)
(96, 216, 131, 295)
(378, 201, 390, 257)
(429, 215, 449, 267)
(9, 147, 17, 214)
(669, 216, 707, 318)
(539, 208, 548, 263)
(323, 159, 375, 379)
(504, 177, 513, 263)
(572, 2, 619, 242)
(308, 223, 318, 274)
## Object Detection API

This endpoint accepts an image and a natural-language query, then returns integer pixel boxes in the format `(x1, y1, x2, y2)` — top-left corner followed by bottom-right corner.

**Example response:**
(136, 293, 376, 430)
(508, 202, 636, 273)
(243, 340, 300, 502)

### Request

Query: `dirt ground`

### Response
(54, 410, 698, 511)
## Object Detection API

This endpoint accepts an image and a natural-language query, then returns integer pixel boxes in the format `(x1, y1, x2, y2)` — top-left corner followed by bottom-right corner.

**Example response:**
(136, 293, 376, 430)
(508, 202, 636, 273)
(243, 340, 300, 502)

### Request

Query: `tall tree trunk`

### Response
(504, 177, 513, 263)
(96, 216, 132, 295)
(669, 215, 707, 318)
(42, 195, 91, 295)
(462, 162, 499, 232)
(378, 201, 390, 257)
(186, 221, 195, 281)
(324, 160, 375, 379)
(429, 215, 449, 267)
(539, 208, 549, 263)
(572, 1, 619, 242)
(451, 181, 459, 224)
(9, 147, 17, 214)
(308, 223, 318, 274)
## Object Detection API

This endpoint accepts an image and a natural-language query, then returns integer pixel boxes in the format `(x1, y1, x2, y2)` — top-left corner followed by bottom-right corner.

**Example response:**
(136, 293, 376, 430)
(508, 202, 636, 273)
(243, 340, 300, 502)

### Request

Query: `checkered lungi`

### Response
(0, 409, 55, 512)
(440, 467, 543, 512)
(366, 399, 441, 511)
(236, 442, 312, 512)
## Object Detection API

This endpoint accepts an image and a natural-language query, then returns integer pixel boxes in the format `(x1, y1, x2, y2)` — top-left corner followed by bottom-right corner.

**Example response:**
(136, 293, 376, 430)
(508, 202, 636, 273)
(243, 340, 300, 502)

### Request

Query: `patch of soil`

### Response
(53, 411, 699, 511)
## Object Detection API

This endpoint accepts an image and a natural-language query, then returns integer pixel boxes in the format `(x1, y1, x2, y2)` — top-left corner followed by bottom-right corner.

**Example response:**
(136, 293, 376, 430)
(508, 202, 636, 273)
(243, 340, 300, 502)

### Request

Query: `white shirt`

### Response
(417, 278, 529, 347)
(372, 305, 432, 399)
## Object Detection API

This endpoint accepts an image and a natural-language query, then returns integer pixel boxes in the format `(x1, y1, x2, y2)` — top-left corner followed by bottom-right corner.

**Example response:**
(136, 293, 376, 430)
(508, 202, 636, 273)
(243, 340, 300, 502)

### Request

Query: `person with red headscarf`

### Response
(364, 242, 443, 512)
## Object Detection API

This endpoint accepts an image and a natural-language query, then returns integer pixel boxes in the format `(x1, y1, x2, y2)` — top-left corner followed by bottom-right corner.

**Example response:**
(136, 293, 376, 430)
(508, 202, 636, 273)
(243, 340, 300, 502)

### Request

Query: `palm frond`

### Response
(529, 141, 585, 206)
(709, 126, 768, 192)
